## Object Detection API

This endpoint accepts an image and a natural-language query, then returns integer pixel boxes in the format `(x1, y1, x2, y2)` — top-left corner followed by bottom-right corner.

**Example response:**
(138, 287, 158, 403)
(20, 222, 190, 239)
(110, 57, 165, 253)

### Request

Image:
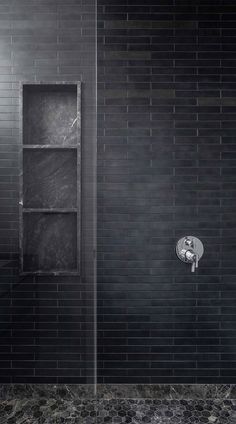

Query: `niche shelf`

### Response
(20, 82, 81, 275)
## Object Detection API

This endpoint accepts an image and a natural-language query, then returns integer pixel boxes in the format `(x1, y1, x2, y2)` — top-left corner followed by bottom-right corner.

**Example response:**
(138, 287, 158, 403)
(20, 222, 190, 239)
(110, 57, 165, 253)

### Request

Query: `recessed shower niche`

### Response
(20, 83, 81, 274)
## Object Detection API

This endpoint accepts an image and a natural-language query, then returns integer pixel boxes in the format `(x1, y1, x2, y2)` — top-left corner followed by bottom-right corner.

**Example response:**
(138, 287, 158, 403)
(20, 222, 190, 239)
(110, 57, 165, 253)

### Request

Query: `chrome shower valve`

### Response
(176, 236, 204, 273)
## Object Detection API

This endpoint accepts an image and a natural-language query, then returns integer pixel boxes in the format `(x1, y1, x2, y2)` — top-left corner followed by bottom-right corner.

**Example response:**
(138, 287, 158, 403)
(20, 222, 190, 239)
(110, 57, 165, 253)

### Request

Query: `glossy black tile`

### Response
(97, 0, 236, 385)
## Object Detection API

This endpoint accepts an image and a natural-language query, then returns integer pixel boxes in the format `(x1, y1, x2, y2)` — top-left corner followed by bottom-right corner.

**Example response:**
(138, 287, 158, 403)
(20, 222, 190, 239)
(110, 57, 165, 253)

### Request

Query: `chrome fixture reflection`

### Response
(176, 236, 204, 273)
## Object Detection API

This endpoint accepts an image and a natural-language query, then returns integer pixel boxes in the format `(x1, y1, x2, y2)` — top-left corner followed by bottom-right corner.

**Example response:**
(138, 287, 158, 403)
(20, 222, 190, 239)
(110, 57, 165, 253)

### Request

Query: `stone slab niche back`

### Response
(20, 82, 81, 275)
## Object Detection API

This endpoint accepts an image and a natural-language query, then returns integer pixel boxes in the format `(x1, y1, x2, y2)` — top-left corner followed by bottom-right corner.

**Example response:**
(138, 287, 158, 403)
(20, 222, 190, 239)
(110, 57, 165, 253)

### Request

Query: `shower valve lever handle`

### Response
(195, 254, 199, 269)
(191, 260, 195, 273)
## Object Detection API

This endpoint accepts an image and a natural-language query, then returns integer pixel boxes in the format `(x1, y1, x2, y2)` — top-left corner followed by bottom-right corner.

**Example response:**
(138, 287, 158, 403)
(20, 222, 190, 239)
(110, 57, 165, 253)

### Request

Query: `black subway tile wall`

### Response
(0, 0, 96, 383)
(97, 0, 236, 384)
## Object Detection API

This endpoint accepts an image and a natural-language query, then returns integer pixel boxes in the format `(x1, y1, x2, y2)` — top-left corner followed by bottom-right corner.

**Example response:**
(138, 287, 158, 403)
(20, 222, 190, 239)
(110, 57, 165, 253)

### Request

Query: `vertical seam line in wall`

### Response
(94, 0, 98, 396)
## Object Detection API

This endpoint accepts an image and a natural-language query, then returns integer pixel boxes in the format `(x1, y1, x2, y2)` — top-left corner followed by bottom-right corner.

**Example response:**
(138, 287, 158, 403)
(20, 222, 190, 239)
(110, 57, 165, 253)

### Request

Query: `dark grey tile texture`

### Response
(23, 149, 77, 209)
(23, 84, 78, 146)
(96, 384, 236, 424)
(23, 212, 77, 272)
(97, 384, 236, 400)
(0, 1, 96, 383)
(0, 384, 96, 423)
(1, 384, 236, 424)
(97, 0, 236, 384)
(97, 398, 236, 424)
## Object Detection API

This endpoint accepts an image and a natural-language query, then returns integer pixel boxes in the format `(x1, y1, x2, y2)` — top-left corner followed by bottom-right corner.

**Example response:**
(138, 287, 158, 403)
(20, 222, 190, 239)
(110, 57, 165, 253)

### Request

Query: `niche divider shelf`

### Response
(19, 82, 81, 275)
